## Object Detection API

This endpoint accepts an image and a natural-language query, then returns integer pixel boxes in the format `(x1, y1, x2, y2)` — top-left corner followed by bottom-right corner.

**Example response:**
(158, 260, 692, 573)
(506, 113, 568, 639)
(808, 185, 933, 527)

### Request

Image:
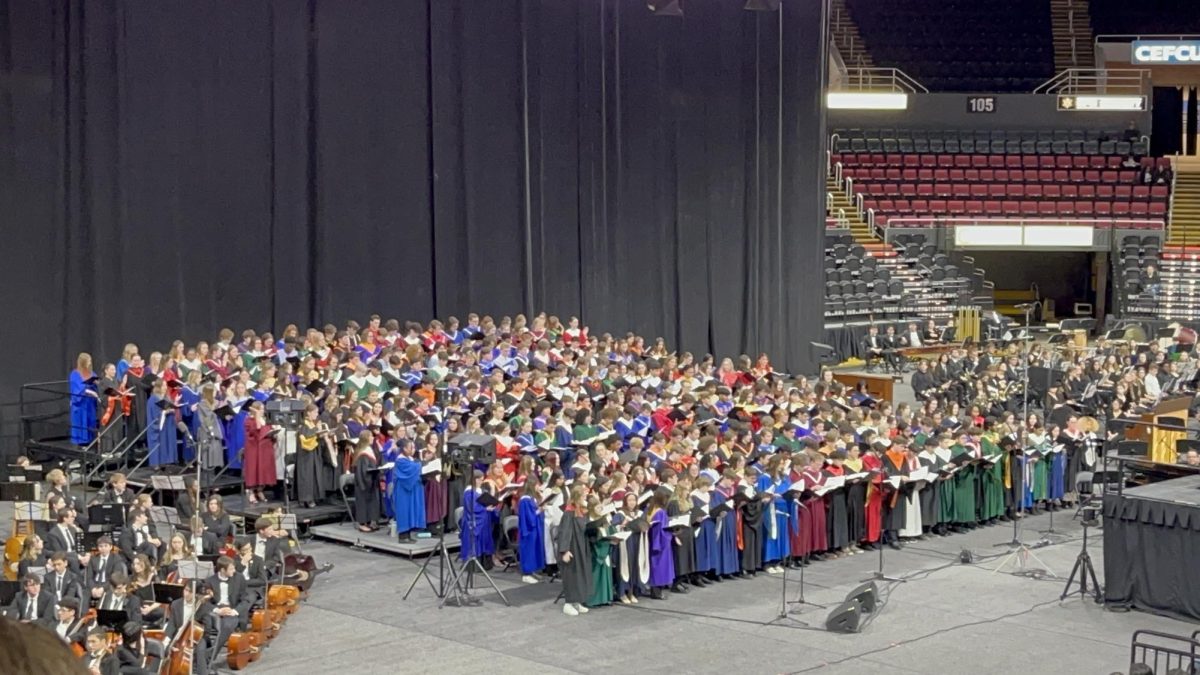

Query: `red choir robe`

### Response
(862, 452, 884, 544)
(788, 469, 812, 558)
(802, 467, 828, 553)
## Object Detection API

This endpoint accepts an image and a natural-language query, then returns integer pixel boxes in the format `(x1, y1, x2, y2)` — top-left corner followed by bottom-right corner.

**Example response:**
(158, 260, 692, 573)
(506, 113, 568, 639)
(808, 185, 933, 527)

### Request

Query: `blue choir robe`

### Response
(647, 509, 676, 587)
(756, 474, 791, 563)
(614, 418, 636, 446)
(1049, 450, 1066, 500)
(391, 456, 426, 535)
(631, 415, 654, 439)
(145, 395, 178, 466)
(68, 370, 97, 445)
(379, 440, 398, 519)
(710, 490, 741, 575)
(221, 399, 249, 470)
(693, 496, 718, 573)
(517, 495, 546, 574)
(177, 386, 201, 463)
(458, 488, 497, 561)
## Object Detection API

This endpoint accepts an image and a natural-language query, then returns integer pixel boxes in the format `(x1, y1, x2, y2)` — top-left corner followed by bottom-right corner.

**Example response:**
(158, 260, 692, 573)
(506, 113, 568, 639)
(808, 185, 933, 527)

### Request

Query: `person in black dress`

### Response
(352, 433, 383, 532)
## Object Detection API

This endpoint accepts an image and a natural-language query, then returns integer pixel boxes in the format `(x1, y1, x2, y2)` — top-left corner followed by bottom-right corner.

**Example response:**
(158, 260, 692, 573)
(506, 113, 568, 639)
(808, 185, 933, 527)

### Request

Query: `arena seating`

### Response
(843, 0, 1054, 92)
(831, 129, 1169, 227)
(1089, 0, 1200, 38)
(824, 230, 988, 320)
(1123, 241, 1200, 321)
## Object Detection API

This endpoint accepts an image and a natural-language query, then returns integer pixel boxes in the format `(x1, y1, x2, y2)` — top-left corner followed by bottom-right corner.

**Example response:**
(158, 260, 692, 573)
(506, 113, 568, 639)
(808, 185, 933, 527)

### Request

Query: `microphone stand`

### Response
(768, 493, 826, 627)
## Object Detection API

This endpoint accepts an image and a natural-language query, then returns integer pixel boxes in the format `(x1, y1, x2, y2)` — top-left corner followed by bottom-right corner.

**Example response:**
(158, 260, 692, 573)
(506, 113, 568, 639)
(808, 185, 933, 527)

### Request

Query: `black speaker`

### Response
(845, 581, 879, 613)
(824, 598, 863, 633)
(447, 433, 497, 464)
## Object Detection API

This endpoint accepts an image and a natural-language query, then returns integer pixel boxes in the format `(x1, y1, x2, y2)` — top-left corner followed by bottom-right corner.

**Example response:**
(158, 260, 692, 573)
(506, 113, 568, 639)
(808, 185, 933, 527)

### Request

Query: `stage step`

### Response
(310, 522, 462, 559)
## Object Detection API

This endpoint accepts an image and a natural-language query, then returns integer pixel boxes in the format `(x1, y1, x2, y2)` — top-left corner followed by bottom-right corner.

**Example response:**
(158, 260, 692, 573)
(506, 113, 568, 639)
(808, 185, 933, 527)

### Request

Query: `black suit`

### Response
(176, 492, 197, 523)
(43, 570, 85, 609)
(118, 526, 160, 565)
(911, 371, 937, 401)
(83, 651, 121, 675)
(96, 591, 141, 627)
(87, 554, 128, 591)
(236, 555, 267, 601)
(880, 335, 904, 371)
(96, 486, 137, 506)
(38, 614, 89, 647)
(8, 590, 54, 622)
(164, 598, 213, 675)
(206, 573, 250, 632)
(43, 524, 76, 555)
(201, 513, 233, 541)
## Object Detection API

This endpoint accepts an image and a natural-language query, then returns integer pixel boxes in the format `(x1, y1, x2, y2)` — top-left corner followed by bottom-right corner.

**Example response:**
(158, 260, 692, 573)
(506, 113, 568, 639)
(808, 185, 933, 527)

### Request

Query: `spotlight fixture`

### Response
(647, 0, 683, 17)
(744, 0, 781, 10)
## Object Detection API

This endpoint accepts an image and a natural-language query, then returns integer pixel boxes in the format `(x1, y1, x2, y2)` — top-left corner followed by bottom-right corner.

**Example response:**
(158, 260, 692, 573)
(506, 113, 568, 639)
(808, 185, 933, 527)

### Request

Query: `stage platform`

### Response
(309, 521, 460, 558)
(1104, 471, 1200, 622)
(115, 465, 244, 496)
(223, 494, 347, 532)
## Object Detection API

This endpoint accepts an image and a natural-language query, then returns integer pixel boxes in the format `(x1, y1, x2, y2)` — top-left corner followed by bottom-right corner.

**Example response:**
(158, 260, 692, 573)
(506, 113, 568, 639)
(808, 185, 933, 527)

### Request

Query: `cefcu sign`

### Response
(1132, 40, 1200, 64)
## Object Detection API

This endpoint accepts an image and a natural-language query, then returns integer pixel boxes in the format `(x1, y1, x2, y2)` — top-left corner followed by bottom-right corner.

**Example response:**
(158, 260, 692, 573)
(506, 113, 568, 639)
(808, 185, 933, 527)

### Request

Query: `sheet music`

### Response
(421, 459, 442, 475)
(668, 515, 691, 529)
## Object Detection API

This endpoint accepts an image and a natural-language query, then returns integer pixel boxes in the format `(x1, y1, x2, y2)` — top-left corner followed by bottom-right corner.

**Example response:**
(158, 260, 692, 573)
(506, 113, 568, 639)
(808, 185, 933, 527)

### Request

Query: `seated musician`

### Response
(159, 533, 194, 581)
(902, 322, 923, 349)
(44, 551, 86, 610)
(206, 555, 250, 645)
(116, 621, 160, 675)
(911, 360, 938, 402)
(163, 581, 214, 675)
(8, 574, 53, 622)
(93, 472, 136, 506)
(881, 325, 905, 372)
(87, 536, 127, 600)
(234, 539, 267, 607)
(96, 575, 141, 627)
(924, 319, 942, 344)
(118, 509, 162, 566)
(16, 535, 48, 581)
(40, 596, 89, 649)
(45, 507, 92, 571)
(82, 628, 121, 675)
(862, 325, 887, 369)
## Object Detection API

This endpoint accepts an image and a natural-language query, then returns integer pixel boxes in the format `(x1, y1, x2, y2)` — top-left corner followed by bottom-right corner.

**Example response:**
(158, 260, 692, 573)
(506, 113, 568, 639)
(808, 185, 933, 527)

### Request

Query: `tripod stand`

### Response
(767, 500, 826, 627)
(437, 482, 510, 609)
(1060, 518, 1102, 603)
(993, 303, 1055, 578)
(863, 530, 907, 584)
(403, 431, 461, 602)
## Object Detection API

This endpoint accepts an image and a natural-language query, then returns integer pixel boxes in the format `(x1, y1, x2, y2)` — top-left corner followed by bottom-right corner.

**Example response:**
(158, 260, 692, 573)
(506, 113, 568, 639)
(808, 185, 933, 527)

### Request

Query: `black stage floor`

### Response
(222, 493, 346, 531)
(309, 522, 460, 558)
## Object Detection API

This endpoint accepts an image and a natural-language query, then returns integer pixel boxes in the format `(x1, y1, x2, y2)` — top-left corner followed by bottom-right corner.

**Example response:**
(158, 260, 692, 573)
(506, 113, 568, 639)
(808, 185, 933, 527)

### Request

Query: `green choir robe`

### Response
(949, 444, 979, 524)
(587, 522, 615, 607)
(980, 437, 1006, 521)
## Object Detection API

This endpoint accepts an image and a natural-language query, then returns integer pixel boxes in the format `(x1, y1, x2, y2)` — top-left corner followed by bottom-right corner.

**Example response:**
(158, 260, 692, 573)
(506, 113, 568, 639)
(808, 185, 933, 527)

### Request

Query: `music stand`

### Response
(148, 506, 181, 528)
(149, 475, 187, 507)
(0, 482, 40, 503)
(96, 610, 130, 631)
(153, 583, 184, 604)
(0, 580, 20, 606)
(176, 560, 214, 581)
(88, 504, 126, 530)
(12, 502, 46, 522)
(277, 514, 299, 533)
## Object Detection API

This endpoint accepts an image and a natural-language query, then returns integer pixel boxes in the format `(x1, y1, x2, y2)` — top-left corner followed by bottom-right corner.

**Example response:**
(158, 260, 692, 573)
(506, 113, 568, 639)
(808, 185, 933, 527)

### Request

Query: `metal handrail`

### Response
(836, 67, 927, 94)
(1096, 33, 1200, 43)
(883, 217, 1165, 229)
(1033, 68, 1151, 95)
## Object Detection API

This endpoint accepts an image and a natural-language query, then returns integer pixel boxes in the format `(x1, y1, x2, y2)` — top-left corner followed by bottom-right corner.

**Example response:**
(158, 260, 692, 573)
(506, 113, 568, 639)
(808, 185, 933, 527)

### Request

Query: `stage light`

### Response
(647, 0, 683, 17)
(744, 0, 781, 10)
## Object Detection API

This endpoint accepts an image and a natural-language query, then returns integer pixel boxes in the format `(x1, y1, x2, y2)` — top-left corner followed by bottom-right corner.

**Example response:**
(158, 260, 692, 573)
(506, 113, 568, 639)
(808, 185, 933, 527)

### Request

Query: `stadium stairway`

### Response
(1050, 0, 1095, 71)
(1168, 156, 1200, 246)
(830, 0, 874, 68)
(827, 176, 882, 246)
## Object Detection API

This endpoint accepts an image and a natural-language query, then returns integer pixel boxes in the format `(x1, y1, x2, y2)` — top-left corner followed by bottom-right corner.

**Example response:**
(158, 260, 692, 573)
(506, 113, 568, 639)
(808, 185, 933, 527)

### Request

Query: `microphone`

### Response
(176, 422, 195, 444)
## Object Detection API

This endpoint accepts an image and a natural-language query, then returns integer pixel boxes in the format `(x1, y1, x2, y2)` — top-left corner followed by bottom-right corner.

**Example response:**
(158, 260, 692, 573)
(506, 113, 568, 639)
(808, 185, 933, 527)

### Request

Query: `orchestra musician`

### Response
(82, 628, 121, 675)
(44, 507, 91, 571)
(94, 472, 136, 506)
(96, 575, 141, 627)
(117, 509, 161, 566)
(206, 555, 250, 639)
(164, 581, 214, 675)
(43, 551, 86, 610)
(40, 596, 89, 648)
(7, 574, 53, 622)
(86, 536, 126, 598)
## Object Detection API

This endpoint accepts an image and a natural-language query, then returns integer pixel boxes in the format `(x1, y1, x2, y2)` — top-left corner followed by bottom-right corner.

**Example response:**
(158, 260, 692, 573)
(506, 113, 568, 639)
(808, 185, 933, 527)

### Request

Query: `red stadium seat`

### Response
(886, 154, 902, 165)
(1027, 184, 1044, 198)
(937, 154, 954, 167)
(1039, 169, 1055, 182)
(979, 169, 995, 182)
(1115, 185, 1132, 199)
(903, 168, 918, 181)
(1021, 201, 1038, 215)
(879, 199, 895, 211)
(1007, 169, 1022, 182)
(919, 168, 934, 181)
(917, 183, 934, 197)
(1157, 157, 1172, 169)
(1003, 201, 1020, 216)
(886, 168, 903, 181)
(911, 199, 928, 213)
(934, 169, 950, 181)
(1056, 202, 1074, 215)
(1151, 185, 1168, 200)
(1101, 170, 1119, 184)
(921, 155, 937, 167)
(1132, 185, 1150, 200)
(1131, 201, 1149, 216)
(1150, 202, 1167, 216)
(1038, 202, 1056, 216)
(1079, 184, 1096, 198)
(1055, 156, 1072, 169)
(894, 199, 912, 213)
(947, 200, 966, 214)
(1075, 201, 1093, 215)
(882, 183, 899, 195)
(1119, 169, 1137, 183)
(985, 200, 1003, 215)
(949, 169, 966, 182)
(1069, 169, 1086, 182)
(930, 199, 947, 212)
(969, 184, 987, 198)
(1071, 156, 1089, 168)
(1006, 184, 1025, 198)
(870, 168, 886, 181)
(1106, 156, 1122, 168)
(1006, 155, 1022, 168)
(1097, 185, 1114, 198)
(934, 183, 952, 196)
(1027, 156, 1043, 169)
(988, 184, 1006, 198)
(863, 199, 878, 210)
(989, 155, 1005, 168)
(955, 155, 971, 168)
(1053, 169, 1070, 183)
(1037, 156, 1054, 168)
(903, 154, 920, 167)
(1061, 184, 1078, 198)
(1094, 201, 1112, 216)
(1088, 156, 1106, 169)
(964, 169, 980, 182)
(871, 154, 886, 165)
(900, 184, 917, 196)
(966, 200, 984, 215)
(1044, 185, 1061, 198)
(1084, 169, 1101, 183)
(1113, 201, 1131, 215)
(971, 155, 988, 168)
(953, 184, 970, 197)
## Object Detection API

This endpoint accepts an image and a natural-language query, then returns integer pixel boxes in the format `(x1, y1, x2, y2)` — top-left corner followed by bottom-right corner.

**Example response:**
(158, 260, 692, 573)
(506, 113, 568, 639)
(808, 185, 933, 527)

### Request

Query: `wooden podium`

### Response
(831, 372, 894, 404)
(1126, 395, 1191, 464)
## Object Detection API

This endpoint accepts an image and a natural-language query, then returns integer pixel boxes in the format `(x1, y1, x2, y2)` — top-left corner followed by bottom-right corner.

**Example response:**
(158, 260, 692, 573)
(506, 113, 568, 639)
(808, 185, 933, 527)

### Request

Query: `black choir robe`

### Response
(667, 501, 696, 578)
(739, 494, 764, 572)
(881, 450, 910, 532)
(555, 507, 593, 605)
(353, 451, 383, 526)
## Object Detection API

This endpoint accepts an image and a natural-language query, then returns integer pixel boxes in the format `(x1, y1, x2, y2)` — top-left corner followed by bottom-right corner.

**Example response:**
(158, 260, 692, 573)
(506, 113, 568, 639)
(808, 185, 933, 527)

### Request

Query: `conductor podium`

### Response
(1124, 395, 1191, 464)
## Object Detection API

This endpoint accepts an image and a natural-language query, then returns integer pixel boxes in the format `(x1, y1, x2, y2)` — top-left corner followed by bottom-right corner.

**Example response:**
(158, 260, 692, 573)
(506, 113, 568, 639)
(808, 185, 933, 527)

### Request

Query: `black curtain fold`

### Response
(0, 0, 827, 406)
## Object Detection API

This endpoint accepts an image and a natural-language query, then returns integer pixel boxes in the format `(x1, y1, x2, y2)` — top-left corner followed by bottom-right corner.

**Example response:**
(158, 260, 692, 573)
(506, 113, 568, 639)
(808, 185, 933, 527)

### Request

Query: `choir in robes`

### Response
(353, 438, 383, 531)
(68, 353, 98, 445)
(391, 442, 427, 542)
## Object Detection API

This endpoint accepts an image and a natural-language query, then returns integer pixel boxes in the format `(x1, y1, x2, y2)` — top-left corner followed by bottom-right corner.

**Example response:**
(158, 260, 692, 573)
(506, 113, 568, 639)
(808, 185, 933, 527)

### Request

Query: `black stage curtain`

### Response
(1103, 494, 1200, 622)
(0, 0, 827, 403)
